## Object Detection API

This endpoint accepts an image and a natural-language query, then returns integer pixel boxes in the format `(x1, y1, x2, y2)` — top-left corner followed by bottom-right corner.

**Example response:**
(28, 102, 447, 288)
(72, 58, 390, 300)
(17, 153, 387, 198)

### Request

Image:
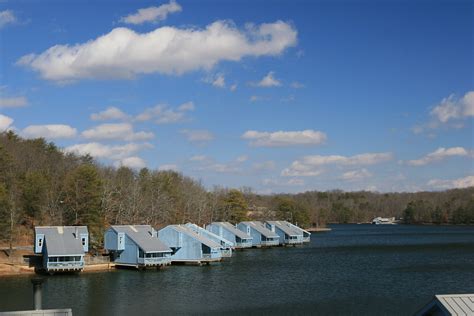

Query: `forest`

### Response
(0, 131, 473, 249)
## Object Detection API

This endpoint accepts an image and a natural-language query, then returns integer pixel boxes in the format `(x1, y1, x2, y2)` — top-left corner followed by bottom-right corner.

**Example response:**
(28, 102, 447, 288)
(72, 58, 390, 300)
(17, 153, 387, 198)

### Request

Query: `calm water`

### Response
(1, 224, 474, 315)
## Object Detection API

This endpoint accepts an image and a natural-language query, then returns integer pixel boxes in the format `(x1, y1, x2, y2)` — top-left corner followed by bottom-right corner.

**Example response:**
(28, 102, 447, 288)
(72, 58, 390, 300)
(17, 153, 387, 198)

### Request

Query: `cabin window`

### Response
(38, 238, 42, 247)
(139, 249, 144, 258)
(81, 237, 86, 246)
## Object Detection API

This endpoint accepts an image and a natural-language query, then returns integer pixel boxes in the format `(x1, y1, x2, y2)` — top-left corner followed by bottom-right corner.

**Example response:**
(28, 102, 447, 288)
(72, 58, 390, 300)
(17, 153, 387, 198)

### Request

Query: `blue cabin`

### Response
(206, 222, 253, 249)
(283, 221, 311, 242)
(265, 221, 304, 245)
(104, 225, 172, 268)
(237, 221, 279, 247)
(34, 226, 88, 273)
(158, 225, 222, 263)
(185, 223, 234, 257)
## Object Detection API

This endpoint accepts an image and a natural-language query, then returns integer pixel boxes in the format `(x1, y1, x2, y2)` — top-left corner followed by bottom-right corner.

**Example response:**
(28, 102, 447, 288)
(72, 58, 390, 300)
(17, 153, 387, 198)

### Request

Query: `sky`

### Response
(0, 0, 473, 194)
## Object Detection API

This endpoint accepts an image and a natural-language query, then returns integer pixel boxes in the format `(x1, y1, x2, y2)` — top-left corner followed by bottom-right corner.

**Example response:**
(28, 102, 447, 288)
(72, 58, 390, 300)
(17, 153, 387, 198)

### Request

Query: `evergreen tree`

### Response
(223, 189, 248, 223)
(63, 164, 103, 247)
(21, 171, 48, 225)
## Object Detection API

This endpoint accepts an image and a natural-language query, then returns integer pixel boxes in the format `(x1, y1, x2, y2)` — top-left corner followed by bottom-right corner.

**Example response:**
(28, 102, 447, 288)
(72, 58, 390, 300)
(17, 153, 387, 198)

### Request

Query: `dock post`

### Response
(31, 277, 44, 310)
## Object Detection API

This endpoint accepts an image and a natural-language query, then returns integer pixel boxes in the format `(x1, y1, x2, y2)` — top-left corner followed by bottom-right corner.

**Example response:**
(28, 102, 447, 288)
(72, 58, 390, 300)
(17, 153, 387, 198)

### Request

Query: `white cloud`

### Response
(236, 155, 248, 163)
(0, 114, 14, 131)
(281, 162, 324, 177)
(253, 160, 276, 171)
(249, 95, 262, 102)
(22, 124, 77, 139)
(431, 91, 474, 123)
(115, 156, 147, 169)
(189, 155, 209, 162)
(18, 20, 297, 82)
(90, 106, 128, 121)
(203, 163, 242, 174)
(280, 95, 295, 103)
(177, 101, 194, 112)
(290, 81, 304, 89)
(406, 147, 472, 166)
(253, 71, 281, 87)
(158, 164, 179, 171)
(427, 175, 474, 190)
(180, 129, 214, 143)
(0, 10, 16, 29)
(230, 84, 237, 91)
(65, 142, 152, 160)
(82, 123, 154, 141)
(203, 73, 225, 88)
(242, 129, 327, 147)
(120, 1, 182, 25)
(193, 155, 246, 174)
(413, 91, 474, 134)
(262, 178, 304, 186)
(135, 102, 194, 124)
(0, 96, 28, 108)
(282, 152, 393, 177)
(340, 169, 372, 181)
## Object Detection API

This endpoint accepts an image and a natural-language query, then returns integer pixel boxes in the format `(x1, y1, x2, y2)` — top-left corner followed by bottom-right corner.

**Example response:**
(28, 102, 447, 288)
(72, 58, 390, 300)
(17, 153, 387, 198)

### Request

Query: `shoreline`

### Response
(0, 262, 115, 278)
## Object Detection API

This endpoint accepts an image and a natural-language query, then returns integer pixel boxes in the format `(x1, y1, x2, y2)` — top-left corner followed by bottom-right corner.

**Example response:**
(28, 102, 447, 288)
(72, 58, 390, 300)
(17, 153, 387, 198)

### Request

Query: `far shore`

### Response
(306, 227, 332, 232)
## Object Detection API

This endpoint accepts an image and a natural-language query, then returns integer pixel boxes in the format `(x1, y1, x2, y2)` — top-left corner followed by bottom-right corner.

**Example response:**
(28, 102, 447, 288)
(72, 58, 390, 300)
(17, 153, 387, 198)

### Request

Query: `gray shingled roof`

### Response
(111, 225, 171, 253)
(168, 225, 222, 249)
(240, 221, 279, 238)
(35, 226, 87, 256)
(211, 222, 252, 240)
(266, 221, 302, 236)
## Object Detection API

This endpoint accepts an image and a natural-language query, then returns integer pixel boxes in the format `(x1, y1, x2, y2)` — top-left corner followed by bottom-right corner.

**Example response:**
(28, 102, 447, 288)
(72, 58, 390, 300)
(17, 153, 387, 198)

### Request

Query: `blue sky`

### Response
(0, 0, 472, 193)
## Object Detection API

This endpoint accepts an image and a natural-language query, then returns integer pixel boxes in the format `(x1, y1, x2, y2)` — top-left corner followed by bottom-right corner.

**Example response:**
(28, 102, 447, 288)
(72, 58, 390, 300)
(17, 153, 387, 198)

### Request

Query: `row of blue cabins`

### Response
(33, 220, 311, 273)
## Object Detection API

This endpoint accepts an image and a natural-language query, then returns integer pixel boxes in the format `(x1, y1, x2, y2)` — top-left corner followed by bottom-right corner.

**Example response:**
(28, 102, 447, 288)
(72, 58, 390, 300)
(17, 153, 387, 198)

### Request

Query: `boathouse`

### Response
(265, 221, 304, 245)
(158, 225, 222, 263)
(34, 226, 88, 273)
(185, 223, 234, 257)
(206, 222, 253, 249)
(104, 225, 172, 268)
(236, 221, 279, 247)
(283, 221, 311, 242)
(415, 294, 474, 316)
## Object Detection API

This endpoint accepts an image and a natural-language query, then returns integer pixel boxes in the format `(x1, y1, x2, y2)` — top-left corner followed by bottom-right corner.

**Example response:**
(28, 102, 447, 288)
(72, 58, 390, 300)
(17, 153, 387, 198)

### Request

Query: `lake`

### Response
(1, 224, 474, 315)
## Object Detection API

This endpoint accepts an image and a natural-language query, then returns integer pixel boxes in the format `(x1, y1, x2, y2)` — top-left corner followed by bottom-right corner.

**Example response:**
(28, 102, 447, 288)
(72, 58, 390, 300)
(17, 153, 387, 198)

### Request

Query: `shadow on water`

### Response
(1, 224, 474, 315)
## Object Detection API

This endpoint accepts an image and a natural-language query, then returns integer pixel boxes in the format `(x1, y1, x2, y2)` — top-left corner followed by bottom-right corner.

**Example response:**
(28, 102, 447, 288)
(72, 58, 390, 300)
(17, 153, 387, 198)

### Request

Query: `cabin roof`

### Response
(185, 223, 234, 246)
(281, 221, 311, 236)
(266, 221, 302, 236)
(425, 294, 474, 316)
(34, 226, 87, 256)
(168, 225, 222, 249)
(240, 221, 279, 238)
(210, 222, 252, 240)
(110, 225, 171, 253)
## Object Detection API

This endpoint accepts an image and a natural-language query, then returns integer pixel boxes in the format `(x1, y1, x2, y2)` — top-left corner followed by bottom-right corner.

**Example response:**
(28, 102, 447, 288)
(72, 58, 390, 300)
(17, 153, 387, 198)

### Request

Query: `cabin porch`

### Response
(260, 237, 279, 247)
(138, 250, 172, 266)
(45, 255, 84, 272)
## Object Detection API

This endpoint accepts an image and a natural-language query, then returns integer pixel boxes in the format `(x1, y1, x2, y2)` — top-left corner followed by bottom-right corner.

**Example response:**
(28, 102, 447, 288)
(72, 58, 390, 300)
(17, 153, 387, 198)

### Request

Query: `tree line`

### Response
(0, 132, 473, 250)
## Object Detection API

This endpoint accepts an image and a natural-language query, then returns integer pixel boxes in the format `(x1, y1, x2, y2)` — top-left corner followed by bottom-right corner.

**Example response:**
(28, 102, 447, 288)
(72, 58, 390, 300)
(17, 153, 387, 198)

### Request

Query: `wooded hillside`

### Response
(0, 132, 473, 249)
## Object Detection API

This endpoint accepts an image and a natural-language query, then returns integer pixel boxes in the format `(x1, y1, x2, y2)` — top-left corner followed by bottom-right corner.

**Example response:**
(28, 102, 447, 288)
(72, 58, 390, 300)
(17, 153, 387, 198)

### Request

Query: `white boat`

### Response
(371, 217, 397, 225)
